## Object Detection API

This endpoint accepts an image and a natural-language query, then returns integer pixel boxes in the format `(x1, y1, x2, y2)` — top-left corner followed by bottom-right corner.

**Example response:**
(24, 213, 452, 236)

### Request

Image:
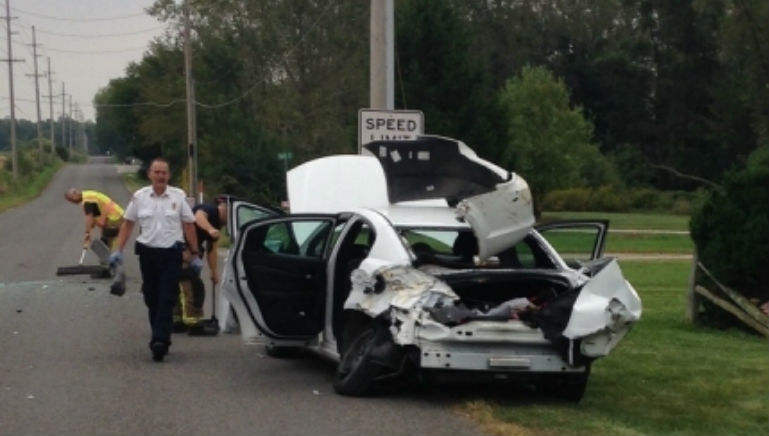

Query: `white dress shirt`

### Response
(123, 186, 195, 248)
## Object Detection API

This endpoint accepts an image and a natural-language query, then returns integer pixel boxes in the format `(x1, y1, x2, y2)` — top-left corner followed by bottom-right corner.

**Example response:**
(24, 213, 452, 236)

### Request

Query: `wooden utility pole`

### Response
(184, 1, 198, 199)
(2, 0, 23, 180)
(68, 95, 73, 151)
(370, 0, 394, 110)
(46, 57, 54, 151)
(61, 82, 66, 152)
(28, 25, 43, 155)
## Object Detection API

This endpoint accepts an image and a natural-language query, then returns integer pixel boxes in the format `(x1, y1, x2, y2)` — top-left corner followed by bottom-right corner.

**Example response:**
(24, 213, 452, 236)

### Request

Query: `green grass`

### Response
(472, 260, 769, 435)
(544, 231, 694, 255)
(540, 211, 690, 231)
(121, 171, 143, 193)
(0, 161, 63, 213)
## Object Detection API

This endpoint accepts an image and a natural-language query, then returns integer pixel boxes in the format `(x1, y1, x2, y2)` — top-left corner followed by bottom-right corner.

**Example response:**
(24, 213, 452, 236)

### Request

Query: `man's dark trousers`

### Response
(136, 242, 183, 346)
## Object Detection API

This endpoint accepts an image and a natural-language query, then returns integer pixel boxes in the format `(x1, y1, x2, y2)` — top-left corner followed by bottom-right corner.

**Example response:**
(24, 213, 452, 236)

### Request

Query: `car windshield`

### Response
(400, 228, 557, 270)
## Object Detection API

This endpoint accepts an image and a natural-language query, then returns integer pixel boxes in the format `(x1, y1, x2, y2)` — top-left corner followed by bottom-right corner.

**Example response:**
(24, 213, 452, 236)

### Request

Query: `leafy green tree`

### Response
(631, 0, 725, 187)
(94, 76, 142, 159)
(452, 0, 656, 180)
(709, 0, 769, 165)
(394, 0, 507, 161)
(499, 66, 618, 215)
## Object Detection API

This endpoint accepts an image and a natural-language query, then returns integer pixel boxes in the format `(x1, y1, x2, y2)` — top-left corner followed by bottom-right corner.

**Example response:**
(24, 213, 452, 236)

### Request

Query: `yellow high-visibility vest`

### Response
(81, 190, 124, 228)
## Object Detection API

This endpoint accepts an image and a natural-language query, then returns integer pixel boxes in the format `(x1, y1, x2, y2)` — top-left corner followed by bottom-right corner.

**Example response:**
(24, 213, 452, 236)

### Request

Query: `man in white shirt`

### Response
(110, 157, 201, 362)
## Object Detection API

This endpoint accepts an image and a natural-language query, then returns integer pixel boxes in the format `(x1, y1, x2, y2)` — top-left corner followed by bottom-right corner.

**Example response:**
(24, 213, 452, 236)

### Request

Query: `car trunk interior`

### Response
(422, 270, 574, 327)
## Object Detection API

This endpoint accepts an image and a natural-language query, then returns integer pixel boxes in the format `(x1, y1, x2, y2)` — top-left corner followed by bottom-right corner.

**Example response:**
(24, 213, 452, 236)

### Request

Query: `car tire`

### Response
(264, 343, 298, 358)
(543, 365, 591, 402)
(333, 324, 382, 396)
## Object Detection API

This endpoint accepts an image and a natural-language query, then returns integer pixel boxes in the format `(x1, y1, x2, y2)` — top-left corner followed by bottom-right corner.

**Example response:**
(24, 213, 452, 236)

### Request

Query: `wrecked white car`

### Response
(221, 136, 642, 401)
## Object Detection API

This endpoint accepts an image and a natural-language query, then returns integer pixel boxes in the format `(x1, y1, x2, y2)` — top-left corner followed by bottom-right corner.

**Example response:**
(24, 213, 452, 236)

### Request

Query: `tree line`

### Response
(93, 0, 768, 206)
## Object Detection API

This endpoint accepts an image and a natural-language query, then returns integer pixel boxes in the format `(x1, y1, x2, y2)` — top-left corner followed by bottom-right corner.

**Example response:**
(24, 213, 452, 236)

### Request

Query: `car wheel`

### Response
(333, 324, 382, 396)
(543, 365, 591, 402)
(264, 343, 298, 358)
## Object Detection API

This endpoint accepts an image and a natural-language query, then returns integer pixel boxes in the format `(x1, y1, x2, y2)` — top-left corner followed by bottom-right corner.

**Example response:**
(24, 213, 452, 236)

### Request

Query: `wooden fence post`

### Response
(685, 249, 700, 323)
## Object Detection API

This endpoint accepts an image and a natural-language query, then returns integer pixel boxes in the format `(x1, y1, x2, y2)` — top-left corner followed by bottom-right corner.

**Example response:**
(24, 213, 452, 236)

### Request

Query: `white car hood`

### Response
(287, 155, 389, 213)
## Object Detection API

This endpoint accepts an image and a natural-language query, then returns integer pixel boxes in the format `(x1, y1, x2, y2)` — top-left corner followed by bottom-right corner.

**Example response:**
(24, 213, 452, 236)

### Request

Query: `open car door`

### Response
(226, 214, 338, 343)
(225, 195, 283, 242)
(536, 220, 610, 269)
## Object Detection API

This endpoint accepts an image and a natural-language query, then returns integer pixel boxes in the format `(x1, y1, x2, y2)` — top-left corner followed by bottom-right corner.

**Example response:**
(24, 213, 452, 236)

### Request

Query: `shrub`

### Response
(541, 186, 699, 213)
(690, 156, 769, 303)
(54, 146, 70, 161)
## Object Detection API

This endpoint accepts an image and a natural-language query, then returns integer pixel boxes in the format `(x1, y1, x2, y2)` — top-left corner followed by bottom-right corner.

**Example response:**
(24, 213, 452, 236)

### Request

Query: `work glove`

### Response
(190, 256, 204, 274)
(108, 251, 123, 266)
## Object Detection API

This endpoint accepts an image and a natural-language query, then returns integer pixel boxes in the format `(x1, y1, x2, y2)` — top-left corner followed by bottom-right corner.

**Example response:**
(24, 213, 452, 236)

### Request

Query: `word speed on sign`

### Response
(358, 109, 424, 151)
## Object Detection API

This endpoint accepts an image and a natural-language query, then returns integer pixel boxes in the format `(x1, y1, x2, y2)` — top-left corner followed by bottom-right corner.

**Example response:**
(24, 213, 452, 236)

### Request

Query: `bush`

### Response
(541, 186, 700, 213)
(690, 157, 769, 303)
(54, 146, 70, 161)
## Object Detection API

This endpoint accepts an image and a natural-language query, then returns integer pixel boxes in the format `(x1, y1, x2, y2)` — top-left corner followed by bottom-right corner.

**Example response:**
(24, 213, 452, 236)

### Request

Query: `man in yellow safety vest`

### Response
(65, 188, 125, 251)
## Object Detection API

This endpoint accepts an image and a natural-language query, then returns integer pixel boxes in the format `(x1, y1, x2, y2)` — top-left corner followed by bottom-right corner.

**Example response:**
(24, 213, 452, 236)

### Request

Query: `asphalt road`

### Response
(0, 158, 482, 435)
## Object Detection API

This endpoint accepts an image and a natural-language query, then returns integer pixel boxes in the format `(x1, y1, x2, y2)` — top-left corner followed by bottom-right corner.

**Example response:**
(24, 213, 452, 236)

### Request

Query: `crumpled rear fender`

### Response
(561, 259, 642, 357)
(344, 263, 457, 320)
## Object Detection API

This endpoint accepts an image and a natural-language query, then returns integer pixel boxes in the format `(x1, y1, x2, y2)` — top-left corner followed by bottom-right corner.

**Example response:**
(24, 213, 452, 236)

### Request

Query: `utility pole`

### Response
(79, 107, 86, 152)
(183, 1, 198, 199)
(27, 25, 43, 156)
(46, 57, 54, 151)
(370, 0, 394, 110)
(2, 0, 23, 180)
(68, 95, 73, 151)
(61, 82, 66, 152)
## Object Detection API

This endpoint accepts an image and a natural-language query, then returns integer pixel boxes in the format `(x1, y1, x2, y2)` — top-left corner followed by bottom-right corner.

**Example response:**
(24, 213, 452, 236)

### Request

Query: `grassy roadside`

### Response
(0, 161, 63, 213)
(547, 231, 694, 254)
(460, 226, 767, 435)
(465, 260, 768, 435)
(541, 211, 690, 231)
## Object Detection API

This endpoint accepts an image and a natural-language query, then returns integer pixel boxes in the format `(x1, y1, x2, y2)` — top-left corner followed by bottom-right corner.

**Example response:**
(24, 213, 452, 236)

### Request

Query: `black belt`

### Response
(134, 241, 184, 255)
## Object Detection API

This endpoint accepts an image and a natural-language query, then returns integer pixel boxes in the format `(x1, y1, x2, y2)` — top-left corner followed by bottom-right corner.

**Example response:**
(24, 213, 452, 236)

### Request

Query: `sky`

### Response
(0, 0, 167, 122)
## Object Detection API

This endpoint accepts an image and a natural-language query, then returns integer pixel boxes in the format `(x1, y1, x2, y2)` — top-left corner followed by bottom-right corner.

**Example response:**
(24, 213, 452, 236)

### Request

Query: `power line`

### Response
(1, 31, 147, 54)
(43, 45, 147, 54)
(94, 99, 186, 109)
(71, 1, 341, 112)
(10, 7, 147, 22)
(1, 96, 35, 103)
(21, 24, 165, 39)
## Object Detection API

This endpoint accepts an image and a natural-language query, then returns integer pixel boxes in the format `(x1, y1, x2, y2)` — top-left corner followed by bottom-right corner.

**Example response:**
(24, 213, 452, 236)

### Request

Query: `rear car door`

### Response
(535, 220, 609, 264)
(225, 196, 282, 241)
(230, 215, 338, 341)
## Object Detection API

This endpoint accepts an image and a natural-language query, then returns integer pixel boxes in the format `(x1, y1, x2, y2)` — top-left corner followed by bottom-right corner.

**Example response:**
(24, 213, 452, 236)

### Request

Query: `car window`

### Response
(538, 226, 603, 263)
(258, 220, 332, 257)
(237, 204, 272, 226)
(401, 229, 454, 254)
(297, 221, 333, 258)
(496, 237, 555, 269)
(401, 227, 556, 270)
(353, 225, 375, 247)
(263, 223, 295, 254)
(513, 240, 536, 268)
